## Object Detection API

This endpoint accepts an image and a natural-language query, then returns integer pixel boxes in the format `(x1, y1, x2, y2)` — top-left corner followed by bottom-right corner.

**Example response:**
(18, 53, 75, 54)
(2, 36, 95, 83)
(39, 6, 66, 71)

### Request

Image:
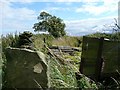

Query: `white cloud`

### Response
(65, 16, 117, 36)
(76, 0, 118, 16)
(76, 5, 107, 15)
(44, 7, 71, 12)
(1, 0, 37, 34)
(0, 0, 119, 36)
(35, 0, 118, 16)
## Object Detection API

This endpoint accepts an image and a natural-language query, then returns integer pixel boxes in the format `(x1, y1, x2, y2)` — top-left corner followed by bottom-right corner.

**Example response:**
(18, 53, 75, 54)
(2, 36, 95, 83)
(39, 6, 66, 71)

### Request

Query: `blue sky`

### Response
(0, 0, 119, 36)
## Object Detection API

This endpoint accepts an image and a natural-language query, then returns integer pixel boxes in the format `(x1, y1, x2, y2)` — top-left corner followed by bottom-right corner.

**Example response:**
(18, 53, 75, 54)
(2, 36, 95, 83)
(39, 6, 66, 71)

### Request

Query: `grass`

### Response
(1, 33, 83, 88)
(49, 57, 78, 88)
(77, 75, 98, 89)
(1, 32, 120, 89)
(52, 36, 82, 47)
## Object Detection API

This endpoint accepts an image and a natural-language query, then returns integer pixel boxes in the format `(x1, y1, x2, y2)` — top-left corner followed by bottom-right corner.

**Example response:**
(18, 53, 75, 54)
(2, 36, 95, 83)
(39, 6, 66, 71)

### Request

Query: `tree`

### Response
(33, 11, 66, 38)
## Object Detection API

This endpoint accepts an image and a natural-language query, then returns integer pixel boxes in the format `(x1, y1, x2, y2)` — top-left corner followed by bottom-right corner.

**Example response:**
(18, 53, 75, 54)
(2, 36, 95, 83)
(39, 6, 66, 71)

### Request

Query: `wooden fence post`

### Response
(95, 37, 104, 81)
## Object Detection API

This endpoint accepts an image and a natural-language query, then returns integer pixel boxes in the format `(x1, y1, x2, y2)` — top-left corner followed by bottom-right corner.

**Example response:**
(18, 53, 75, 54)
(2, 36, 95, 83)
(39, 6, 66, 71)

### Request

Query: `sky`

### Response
(0, 0, 119, 36)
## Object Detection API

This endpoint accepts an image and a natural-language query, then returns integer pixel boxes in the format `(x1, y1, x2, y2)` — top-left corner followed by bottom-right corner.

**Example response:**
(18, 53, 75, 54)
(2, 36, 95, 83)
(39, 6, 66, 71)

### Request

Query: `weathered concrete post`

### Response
(3, 47, 50, 89)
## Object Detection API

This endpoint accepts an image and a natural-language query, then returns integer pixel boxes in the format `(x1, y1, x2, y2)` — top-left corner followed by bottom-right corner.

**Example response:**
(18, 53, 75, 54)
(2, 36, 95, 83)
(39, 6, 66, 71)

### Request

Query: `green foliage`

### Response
(63, 51, 81, 63)
(110, 32, 120, 41)
(87, 32, 111, 38)
(31, 34, 82, 53)
(77, 75, 98, 89)
(1, 33, 19, 52)
(49, 56, 78, 88)
(18, 31, 33, 47)
(32, 34, 54, 52)
(52, 36, 82, 47)
(33, 11, 66, 38)
(87, 32, 120, 41)
(1, 33, 82, 53)
(2, 32, 107, 89)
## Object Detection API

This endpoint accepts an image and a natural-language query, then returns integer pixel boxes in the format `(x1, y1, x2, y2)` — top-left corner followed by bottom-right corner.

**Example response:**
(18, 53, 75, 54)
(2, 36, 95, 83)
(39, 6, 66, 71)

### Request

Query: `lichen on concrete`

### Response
(4, 47, 50, 89)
